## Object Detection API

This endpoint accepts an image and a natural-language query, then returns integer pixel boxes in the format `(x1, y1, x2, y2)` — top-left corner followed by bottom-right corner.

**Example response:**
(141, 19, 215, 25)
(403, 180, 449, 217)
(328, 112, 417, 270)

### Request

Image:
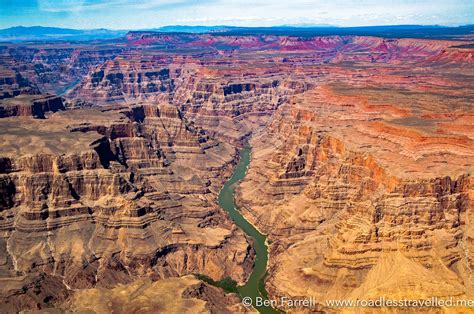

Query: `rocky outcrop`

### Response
(238, 82, 474, 311)
(67, 33, 473, 147)
(0, 53, 39, 99)
(173, 72, 309, 144)
(67, 54, 177, 104)
(0, 273, 70, 312)
(69, 51, 310, 144)
(0, 103, 254, 312)
(3, 45, 122, 95)
(0, 94, 64, 118)
(1, 30, 473, 313)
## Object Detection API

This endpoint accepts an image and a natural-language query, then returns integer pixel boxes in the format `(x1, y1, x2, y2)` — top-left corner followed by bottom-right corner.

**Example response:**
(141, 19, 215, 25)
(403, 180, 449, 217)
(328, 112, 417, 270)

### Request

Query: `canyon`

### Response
(0, 28, 473, 313)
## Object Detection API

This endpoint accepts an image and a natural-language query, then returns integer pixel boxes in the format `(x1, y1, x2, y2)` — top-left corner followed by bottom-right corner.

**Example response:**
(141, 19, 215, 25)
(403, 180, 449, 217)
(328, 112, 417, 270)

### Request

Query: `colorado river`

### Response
(218, 146, 278, 313)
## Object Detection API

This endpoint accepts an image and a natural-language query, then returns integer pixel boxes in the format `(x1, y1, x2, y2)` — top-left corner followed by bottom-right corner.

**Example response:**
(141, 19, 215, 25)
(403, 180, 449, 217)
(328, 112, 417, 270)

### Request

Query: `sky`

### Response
(0, 0, 473, 30)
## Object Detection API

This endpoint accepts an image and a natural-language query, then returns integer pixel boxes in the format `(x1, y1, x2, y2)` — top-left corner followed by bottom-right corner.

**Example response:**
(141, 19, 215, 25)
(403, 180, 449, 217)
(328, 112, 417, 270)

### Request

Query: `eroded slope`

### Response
(0, 102, 253, 311)
(239, 70, 474, 312)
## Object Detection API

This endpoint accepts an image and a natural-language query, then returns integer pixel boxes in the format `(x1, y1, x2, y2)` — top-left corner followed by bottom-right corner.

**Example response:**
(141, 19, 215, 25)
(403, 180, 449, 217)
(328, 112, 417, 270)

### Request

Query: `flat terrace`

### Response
(0, 107, 128, 157)
(0, 94, 56, 105)
(292, 78, 474, 180)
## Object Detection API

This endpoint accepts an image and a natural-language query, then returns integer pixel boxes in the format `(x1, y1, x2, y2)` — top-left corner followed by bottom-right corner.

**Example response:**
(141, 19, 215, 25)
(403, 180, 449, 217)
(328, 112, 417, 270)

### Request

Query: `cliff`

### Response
(0, 103, 254, 312)
(0, 31, 472, 312)
(238, 83, 474, 312)
(0, 94, 65, 118)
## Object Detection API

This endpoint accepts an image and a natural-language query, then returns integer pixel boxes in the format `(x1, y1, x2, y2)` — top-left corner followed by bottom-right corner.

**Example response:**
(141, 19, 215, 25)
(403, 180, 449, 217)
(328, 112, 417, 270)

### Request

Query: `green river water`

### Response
(217, 146, 279, 313)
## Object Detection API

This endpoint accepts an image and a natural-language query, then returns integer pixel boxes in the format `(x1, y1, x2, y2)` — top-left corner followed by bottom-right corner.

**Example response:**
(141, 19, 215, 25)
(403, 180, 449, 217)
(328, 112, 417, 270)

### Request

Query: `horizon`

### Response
(1, 1, 474, 313)
(2, 23, 474, 32)
(1, 0, 473, 30)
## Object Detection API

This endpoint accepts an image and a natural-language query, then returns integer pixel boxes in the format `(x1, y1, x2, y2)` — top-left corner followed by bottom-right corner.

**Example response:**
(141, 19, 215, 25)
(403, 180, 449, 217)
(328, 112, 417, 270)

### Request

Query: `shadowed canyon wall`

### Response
(0, 31, 473, 312)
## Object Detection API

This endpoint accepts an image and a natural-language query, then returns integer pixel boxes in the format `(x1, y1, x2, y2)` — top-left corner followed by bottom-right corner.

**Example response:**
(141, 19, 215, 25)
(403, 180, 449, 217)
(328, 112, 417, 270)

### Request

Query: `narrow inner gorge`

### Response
(218, 146, 278, 313)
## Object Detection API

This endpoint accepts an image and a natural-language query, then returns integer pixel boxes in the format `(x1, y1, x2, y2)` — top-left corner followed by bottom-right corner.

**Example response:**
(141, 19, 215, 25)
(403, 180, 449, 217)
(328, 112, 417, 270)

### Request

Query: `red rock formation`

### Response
(238, 81, 474, 311)
(67, 54, 176, 104)
(1, 30, 473, 312)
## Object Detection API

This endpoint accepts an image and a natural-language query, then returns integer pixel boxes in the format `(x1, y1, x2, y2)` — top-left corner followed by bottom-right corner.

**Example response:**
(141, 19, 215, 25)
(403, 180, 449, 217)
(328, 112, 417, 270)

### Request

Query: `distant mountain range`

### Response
(0, 26, 128, 42)
(1, 25, 472, 42)
(214, 25, 474, 39)
(149, 25, 232, 33)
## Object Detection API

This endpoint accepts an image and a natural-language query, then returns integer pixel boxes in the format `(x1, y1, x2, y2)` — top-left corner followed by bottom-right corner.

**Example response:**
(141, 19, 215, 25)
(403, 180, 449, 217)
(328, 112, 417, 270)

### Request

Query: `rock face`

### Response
(0, 103, 254, 312)
(0, 56, 39, 99)
(68, 33, 473, 145)
(1, 44, 123, 95)
(68, 54, 176, 104)
(69, 50, 311, 144)
(174, 73, 305, 145)
(238, 76, 474, 311)
(0, 94, 65, 118)
(0, 30, 473, 313)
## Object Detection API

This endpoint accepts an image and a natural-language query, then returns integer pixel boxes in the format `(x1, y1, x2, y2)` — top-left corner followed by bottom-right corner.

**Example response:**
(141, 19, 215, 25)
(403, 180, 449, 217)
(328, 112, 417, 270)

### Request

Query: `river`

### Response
(218, 146, 278, 313)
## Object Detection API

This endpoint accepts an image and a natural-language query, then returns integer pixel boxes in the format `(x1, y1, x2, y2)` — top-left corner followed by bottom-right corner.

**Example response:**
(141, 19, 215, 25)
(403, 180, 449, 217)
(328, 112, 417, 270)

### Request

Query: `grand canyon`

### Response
(0, 22, 473, 313)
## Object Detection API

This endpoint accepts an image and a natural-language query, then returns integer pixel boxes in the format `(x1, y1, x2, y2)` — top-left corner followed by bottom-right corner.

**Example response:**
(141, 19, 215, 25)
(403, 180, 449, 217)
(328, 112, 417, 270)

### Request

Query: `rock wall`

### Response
(67, 54, 177, 104)
(7, 46, 123, 94)
(238, 84, 474, 312)
(0, 94, 64, 118)
(0, 50, 40, 99)
(1, 31, 473, 312)
(0, 103, 254, 312)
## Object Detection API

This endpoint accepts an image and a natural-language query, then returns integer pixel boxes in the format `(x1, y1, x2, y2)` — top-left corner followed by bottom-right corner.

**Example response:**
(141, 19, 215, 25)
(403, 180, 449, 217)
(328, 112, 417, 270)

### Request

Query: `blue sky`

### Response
(0, 0, 473, 29)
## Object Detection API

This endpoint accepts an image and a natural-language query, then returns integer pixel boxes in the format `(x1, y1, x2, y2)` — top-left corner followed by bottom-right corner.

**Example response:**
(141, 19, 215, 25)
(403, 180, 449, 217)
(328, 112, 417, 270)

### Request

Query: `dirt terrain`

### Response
(0, 30, 473, 312)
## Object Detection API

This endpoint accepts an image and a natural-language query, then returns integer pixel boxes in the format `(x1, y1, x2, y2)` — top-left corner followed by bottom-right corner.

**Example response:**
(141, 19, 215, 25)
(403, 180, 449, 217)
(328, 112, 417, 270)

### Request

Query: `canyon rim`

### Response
(0, 1, 474, 313)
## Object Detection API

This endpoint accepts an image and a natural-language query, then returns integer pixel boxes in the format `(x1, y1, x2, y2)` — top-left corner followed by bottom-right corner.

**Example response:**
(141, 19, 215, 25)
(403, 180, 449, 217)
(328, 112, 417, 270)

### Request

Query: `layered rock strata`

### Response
(1, 44, 123, 94)
(0, 59, 39, 99)
(0, 31, 473, 313)
(67, 54, 176, 104)
(0, 94, 64, 118)
(0, 103, 254, 312)
(239, 82, 474, 312)
(69, 51, 310, 143)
